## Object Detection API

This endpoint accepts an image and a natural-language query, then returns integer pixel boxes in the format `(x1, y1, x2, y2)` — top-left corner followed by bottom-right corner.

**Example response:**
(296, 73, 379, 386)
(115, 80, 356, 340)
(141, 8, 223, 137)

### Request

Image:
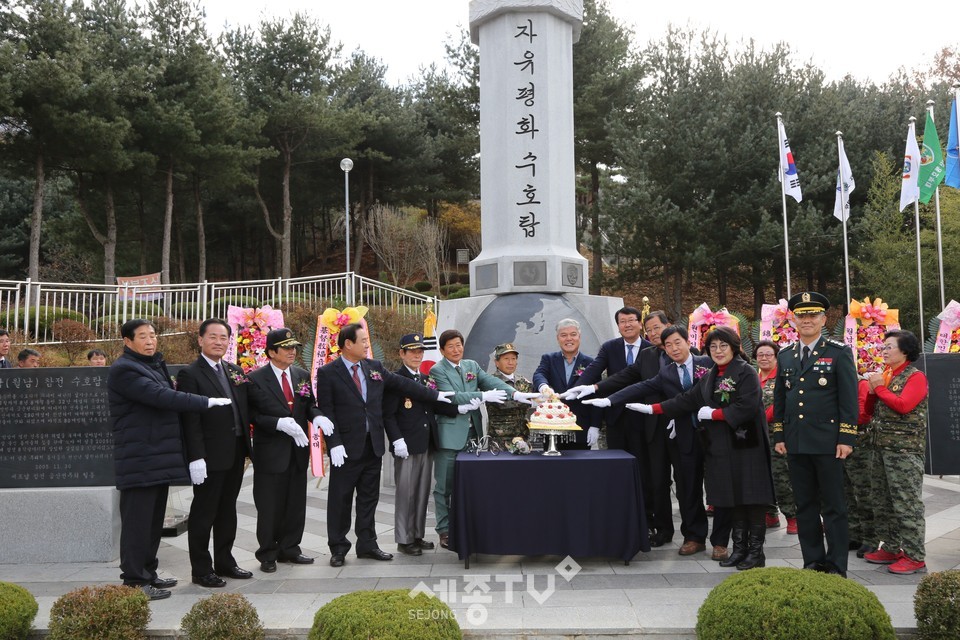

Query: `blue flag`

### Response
(947, 98, 960, 189)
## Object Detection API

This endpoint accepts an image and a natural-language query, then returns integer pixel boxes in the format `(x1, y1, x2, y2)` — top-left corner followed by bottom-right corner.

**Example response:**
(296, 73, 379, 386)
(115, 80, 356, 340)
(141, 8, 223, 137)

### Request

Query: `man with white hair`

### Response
(531, 319, 598, 449)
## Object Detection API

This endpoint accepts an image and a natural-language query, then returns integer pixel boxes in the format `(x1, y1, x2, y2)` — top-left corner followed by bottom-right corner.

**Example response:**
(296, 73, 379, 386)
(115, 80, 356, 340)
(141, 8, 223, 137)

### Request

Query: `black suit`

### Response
(383, 366, 458, 544)
(595, 344, 672, 537)
(0, 357, 11, 368)
(247, 363, 321, 562)
(317, 358, 439, 556)
(178, 357, 251, 577)
(606, 355, 726, 545)
(531, 351, 599, 448)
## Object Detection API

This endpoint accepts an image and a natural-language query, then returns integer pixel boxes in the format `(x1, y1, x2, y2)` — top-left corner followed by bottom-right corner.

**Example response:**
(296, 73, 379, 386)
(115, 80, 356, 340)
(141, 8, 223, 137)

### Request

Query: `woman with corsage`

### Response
(627, 326, 774, 570)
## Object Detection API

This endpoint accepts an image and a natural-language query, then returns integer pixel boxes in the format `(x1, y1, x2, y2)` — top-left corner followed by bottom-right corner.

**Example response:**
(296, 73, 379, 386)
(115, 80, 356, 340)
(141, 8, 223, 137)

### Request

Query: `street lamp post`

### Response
(340, 158, 353, 304)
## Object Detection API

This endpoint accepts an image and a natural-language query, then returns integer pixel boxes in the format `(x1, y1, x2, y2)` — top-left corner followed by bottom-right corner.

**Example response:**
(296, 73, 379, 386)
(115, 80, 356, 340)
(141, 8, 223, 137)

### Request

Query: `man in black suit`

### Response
(316, 323, 453, 567)
(178, 318, 255, 588)
(574, 306, 651, 452)
(563, 310, 673, 545)
(582, 325, 726, 557)
(382, 333, 475, 556)
(247, 328, 328, 573)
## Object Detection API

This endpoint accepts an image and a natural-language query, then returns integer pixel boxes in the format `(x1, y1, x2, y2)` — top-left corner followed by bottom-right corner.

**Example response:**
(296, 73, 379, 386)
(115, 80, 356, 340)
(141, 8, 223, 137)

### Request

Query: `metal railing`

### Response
(0, 273, 439, 344)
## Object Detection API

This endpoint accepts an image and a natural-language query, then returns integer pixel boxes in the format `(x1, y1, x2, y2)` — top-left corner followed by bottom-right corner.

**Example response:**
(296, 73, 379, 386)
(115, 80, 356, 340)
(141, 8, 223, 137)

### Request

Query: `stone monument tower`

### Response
(439, 0, 622, 376)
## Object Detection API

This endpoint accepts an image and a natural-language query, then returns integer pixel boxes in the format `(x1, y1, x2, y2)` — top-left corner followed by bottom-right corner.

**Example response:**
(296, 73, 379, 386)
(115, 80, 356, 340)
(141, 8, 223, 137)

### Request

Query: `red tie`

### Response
(281, 371, 294, 411)
(352, 364, 363, 395)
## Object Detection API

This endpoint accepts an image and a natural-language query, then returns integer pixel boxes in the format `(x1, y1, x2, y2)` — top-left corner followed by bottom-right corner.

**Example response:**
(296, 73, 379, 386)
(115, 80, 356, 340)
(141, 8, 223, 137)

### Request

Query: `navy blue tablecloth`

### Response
(449, 449, 649, 562)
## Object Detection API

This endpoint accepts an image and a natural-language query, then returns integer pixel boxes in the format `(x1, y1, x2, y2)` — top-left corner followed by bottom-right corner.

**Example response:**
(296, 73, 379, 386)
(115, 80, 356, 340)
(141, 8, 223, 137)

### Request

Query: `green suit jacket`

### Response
(428, 358, 516, 450)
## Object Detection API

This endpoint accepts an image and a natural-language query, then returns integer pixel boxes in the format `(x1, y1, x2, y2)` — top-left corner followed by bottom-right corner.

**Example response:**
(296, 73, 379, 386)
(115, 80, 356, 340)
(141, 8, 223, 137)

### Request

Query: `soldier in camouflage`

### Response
(845, 379, 878, 557)
(860, 330, 928, 575)
(486, 343, 535, 447)
(755, 340, 798, 534)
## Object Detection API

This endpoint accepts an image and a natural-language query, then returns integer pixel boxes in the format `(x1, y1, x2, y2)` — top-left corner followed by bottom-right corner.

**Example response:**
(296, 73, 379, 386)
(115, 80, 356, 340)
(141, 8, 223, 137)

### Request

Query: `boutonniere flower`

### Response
(715, 377, 736, 404)
(295, 380, 311, 397)
(694, 365, 710, 380)
(465, 372, 476, 382)
(227, 369, 249, 386)
(425, 377, 437, 390)
(574, 366, 585, 376)
(369, 370, 383, 382)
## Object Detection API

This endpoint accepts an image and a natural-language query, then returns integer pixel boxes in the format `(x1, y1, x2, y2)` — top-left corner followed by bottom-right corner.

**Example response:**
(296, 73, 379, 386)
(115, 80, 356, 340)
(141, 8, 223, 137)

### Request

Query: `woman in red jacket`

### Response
(860, 330, 928, 575)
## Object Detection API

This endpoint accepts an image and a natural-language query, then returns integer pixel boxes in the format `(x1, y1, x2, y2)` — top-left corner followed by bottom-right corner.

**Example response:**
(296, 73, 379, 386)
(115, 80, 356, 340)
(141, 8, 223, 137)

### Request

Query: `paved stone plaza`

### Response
(4, 468, 959, 638)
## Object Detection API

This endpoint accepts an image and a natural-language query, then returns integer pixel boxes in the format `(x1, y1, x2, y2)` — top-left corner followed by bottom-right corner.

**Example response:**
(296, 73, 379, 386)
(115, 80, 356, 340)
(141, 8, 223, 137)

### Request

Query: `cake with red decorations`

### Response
(528, 398, 582, 431)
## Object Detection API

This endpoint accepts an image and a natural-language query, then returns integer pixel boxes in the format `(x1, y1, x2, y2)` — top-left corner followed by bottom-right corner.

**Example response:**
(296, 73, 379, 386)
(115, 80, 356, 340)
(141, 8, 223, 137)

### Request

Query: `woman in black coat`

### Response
(108, 319, 231, 600)
(629, 326, 775, 569)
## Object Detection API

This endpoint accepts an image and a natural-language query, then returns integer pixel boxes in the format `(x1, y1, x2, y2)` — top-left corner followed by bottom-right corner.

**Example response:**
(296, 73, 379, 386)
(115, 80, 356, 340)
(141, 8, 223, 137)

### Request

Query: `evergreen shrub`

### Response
(181, 593, 264, 640)
(0, 582, 38, 640)
(48, 585, 149, 640)
(308, 589, 460, 640)
(915, 570, 960, 640)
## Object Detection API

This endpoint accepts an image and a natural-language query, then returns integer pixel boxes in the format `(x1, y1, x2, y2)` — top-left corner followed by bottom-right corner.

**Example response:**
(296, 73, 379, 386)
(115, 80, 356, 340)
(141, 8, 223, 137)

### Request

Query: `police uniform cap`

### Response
(494, 343, 519, 358)
(400, 333, 426, 350)
(266, 328, 301, 350)
(788, 291, 830, 315)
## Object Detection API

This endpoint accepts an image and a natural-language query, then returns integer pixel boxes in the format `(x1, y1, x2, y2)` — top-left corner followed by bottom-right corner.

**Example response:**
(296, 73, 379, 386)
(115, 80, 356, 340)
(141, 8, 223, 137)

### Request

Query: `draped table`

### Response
(449, 449, 649, 568)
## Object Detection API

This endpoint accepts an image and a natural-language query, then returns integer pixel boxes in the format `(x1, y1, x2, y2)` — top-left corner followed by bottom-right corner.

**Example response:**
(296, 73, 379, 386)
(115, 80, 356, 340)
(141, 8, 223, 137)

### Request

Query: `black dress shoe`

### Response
(397, 543, 423, 556)
(856, 544, 875, 559)
(215, 566, 253, 580)
(330, 554, 345, 567)
(260, 560, 277, 573)
(415, 538, 435, 550)
(848, 539, 863, 551)
(357, 548, 394, 561)
(278, 554, 314, 564)
(439, 533, 450, 549)
(649, 532, 674, 548)
(150, 577, 178, 589)
(192, 573, 226, 588)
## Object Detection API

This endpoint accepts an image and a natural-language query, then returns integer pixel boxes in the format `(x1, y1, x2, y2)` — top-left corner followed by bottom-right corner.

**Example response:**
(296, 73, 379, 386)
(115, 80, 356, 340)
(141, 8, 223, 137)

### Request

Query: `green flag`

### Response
(919, 111, 945, 203)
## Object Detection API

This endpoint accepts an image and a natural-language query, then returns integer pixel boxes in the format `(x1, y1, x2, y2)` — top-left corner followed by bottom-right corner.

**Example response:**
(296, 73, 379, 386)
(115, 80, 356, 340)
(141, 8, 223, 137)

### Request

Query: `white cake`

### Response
(528, 399, 582, 431)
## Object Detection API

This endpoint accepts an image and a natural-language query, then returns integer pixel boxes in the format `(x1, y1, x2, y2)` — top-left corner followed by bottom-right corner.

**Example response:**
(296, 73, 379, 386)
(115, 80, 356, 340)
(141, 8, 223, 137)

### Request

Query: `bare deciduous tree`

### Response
(361, 205, 423, 289)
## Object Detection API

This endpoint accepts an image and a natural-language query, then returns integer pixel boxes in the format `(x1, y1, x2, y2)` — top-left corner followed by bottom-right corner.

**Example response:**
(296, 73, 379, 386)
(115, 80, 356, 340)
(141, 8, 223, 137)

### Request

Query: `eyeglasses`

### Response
(708, 343, 731, 352)
(880, 344, 898, 351)
(756, 352, 775, 358)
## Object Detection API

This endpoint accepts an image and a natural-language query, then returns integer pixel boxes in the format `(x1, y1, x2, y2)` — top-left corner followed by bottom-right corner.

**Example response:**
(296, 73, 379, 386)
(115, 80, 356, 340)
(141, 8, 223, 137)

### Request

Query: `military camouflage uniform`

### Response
(486, 370, 534, 447)
(868, 365, 927, 560)
(844, 381, 877, 545)
(761, 372, 796, 519)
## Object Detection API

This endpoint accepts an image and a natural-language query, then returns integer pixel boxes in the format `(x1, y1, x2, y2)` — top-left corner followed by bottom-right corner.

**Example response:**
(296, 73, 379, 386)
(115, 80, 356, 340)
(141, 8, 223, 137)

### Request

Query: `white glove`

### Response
(538, 384, 555, 396)
(313, 415, 334, 436)
(458, 398, 482, 414)
(188, 459, 207, 485)
(436, 391, 454, 404)
(697, 406, 715, 421)
(561, 384, 595, 400)
(625, 403, 653, 414)
(481, 389, 507, 404)
(276, 417, 309, 447)
(583, 397, 611, 408)
(666, 419, 676, 440)
(512, 391, 540, 405)
(392, 438, 409, 459)
(207, 397, 232, 408)
(330, 445, 347, 467)
(587, 426, 600, 447)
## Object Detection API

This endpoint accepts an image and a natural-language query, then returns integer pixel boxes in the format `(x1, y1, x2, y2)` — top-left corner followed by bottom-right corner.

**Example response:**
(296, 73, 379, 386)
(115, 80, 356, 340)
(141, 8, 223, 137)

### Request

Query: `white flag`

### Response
(833, 138, 855, 222)
(778, 120, 802, 202)
(900, 121, 921, 211)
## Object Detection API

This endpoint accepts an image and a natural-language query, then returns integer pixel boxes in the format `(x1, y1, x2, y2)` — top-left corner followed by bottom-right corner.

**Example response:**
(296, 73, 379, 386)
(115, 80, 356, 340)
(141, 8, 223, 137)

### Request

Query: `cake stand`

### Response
(528, 425, 582, 456)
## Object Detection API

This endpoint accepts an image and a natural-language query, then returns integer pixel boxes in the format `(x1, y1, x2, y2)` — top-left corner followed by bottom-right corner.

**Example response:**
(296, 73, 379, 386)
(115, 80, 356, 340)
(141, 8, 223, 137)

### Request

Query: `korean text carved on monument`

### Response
(513, 17, 541, 239)
(0, 370, 114, 488)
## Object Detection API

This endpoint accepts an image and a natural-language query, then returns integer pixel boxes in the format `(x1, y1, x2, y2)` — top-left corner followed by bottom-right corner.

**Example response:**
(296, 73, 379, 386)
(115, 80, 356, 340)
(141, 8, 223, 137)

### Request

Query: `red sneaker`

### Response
(864, 547, 902, 565)
(887, 555, 927, 575)
(765, 513, 781, 529)
(785, 517, 798, 535)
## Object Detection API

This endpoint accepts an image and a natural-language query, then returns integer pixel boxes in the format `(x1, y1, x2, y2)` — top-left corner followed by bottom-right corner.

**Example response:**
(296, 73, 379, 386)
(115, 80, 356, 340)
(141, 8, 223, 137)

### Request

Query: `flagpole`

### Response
(926, 100, 946, 310)
(837, 131, 852, 306)
(777, 112, 792, 299)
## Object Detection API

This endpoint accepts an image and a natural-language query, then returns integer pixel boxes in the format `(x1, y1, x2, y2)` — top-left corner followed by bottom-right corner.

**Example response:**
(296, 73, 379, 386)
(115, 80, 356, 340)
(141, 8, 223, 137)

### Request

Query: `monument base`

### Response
(437, 292, 623, 378)
(0, 487, 120, 563)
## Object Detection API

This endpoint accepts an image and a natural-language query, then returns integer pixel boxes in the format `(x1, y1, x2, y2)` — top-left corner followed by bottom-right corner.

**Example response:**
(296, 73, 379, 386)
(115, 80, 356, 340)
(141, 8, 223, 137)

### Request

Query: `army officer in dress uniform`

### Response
(487, 343, 535, 448)
(771, 291, 858, 577)
(382, 334, 477, 556)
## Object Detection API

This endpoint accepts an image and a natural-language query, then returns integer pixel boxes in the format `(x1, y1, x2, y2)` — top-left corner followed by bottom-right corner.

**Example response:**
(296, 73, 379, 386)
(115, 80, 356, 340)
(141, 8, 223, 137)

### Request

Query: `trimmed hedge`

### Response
(181, 593, 264, 640)
(210, 295, 260, 309)
(696, 567, 894, 640)
(2, 306, 88, 337)
(447, 287, 471, 300)
(169, 301, 203, 319)
(413, 281, 433, 292)
(48, 584, 150, 640)
(309, 589, 460, 640)
(0, 581, 38, 640)
(100, 300, 164, 318)
(264, 293, 320, 307)
(915, 570, 960, 640)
